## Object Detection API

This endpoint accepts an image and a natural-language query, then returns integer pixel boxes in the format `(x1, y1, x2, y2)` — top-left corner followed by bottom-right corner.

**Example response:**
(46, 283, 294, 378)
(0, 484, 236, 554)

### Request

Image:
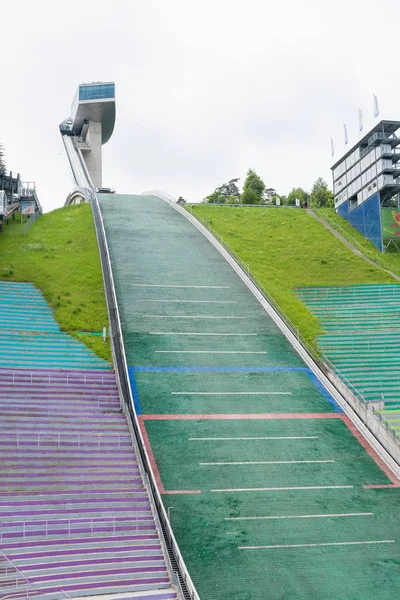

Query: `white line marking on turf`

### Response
(226, 513, 373, 521)
(132, 284, 230, 288)
(138, 300, 238, 303)
(173, 392, 290, 395)
(156, 351, 268, 354)
(239, 540, 394, 550)
(144, 315, 247, 319)
(149, 332, 258, 336)
(211, 486, 353, 492)
(189, 436, 319, 441)
(201, 460, 335, 466)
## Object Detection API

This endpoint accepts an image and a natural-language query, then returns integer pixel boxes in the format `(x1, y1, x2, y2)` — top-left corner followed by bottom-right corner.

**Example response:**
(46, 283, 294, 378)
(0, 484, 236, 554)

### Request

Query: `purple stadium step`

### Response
(3, 579, 171, 599)
(2, 537, 161, 553)
(19, 554, 163, 571)
(0, 473, 141, 483)
(1, 458, 138, 467)
(0, 389, 118, 397)
(0, 506, 152, 519)
(0, 523, 156, 541)
(0, 466, 138, 475)
(0, 415, 126, 425)
(0, 494, 149, 507)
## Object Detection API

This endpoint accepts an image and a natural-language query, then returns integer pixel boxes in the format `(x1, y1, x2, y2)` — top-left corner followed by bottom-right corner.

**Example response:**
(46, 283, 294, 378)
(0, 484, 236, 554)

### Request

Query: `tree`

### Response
(264, 188, 276, 203)
(310, 177, 334, 208)
(0, 139, 6, 175)
(223, 178, 240, 201)
(241, 187, 260, 205)
(205, 189, 226, 204)
(286, 187, 309, 206)
(206, 178, 240, 204)
(242, 169, 265, 204)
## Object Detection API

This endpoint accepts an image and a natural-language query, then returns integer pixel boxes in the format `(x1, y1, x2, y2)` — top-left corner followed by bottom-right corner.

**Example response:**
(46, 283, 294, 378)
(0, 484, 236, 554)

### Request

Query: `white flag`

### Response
(330, 135, 335, 157)
(343, 122, 348, 145)
(373, 94, 379, 118)
(358, 108, 363, 132)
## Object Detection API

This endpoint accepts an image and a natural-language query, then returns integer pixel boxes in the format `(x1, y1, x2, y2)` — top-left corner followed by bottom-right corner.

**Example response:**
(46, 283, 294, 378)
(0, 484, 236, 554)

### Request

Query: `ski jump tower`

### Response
(60, 82, 116, 204)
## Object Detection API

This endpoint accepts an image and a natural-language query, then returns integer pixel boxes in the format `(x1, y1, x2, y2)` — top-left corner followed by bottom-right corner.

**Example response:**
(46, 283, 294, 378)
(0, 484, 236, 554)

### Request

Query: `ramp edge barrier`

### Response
(142, 190, 400, 477)
(89, 194, 200, 600)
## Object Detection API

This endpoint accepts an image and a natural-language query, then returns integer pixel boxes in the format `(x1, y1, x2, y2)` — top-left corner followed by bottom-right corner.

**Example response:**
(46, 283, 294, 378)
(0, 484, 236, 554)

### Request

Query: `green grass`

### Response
(189, 205, 397, 347)
(0, 204, 112, 362)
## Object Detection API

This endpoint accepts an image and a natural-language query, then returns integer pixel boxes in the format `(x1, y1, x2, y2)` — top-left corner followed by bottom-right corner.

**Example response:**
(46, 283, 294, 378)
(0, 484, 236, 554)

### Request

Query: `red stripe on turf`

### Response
(141, 413, 341, 420)
(138, 417, 165, 494)
(138, 417, 201, 495)
(363, 484, 400, 489)
(341, 415, 400, 486)
(163, 490, 201, 495)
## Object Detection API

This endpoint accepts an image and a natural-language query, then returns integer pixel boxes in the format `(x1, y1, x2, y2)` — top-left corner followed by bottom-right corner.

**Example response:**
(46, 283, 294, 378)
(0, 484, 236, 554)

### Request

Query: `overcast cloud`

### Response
(1, 0, 397, 211)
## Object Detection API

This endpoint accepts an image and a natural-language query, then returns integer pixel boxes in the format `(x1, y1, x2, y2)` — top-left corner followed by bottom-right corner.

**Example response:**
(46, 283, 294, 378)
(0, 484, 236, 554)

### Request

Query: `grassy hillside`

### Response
(189, 205, 397, 347)
(0, 204, 111, 361)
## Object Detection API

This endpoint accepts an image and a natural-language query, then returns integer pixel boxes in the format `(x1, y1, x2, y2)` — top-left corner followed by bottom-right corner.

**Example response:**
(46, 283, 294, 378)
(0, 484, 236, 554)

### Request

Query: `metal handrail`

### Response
(0, 370, 111, 386)
(3, 431, 127, 450)
(0, 516, 144, 542)
(0, 550, 30, 599)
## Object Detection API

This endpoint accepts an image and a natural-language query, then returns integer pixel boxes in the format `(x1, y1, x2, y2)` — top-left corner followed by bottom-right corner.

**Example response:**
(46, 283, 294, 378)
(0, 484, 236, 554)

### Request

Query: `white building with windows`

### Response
(332, 120, 400, 251)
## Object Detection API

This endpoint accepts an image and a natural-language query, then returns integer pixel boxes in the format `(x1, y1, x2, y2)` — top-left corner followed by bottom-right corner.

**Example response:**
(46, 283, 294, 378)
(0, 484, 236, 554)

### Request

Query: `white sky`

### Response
(1, 0, 398, 211)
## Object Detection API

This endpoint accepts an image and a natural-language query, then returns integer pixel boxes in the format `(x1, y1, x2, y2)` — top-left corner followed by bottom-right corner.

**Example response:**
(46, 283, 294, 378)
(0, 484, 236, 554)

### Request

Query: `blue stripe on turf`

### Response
(306, 370, 343, 413)
(128, 368, 142, 414)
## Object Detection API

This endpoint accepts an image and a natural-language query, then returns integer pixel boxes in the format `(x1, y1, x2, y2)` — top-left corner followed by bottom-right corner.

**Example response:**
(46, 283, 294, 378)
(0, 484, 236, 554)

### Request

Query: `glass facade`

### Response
(79, 83, 115, 101)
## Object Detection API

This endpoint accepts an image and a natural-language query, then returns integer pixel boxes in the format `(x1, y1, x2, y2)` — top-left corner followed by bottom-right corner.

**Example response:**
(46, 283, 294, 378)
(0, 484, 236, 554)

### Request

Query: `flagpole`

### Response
(373, 94, 379, 127)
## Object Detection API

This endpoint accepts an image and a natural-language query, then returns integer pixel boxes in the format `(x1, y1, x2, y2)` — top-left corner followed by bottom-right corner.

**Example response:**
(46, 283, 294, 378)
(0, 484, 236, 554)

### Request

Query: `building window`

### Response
(79, 84, 115, 101)
(349, 195, 358, 212)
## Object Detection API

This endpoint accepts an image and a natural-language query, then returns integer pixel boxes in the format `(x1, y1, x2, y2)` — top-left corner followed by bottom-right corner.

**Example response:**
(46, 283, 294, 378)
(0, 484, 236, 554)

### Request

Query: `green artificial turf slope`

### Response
(0, 204, 111, 361)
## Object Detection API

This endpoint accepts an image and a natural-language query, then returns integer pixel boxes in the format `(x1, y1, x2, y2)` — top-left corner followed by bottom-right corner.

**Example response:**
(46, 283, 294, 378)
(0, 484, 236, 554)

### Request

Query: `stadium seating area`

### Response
(297, 284, 400, 437)
(0, 282, 110, 370)
(0, 282, 175, 599)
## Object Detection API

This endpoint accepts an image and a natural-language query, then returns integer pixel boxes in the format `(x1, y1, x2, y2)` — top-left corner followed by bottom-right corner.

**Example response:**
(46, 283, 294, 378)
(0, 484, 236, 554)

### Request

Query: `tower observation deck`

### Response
(332, 120, 400, 251)
(60, 82, 116, 204)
